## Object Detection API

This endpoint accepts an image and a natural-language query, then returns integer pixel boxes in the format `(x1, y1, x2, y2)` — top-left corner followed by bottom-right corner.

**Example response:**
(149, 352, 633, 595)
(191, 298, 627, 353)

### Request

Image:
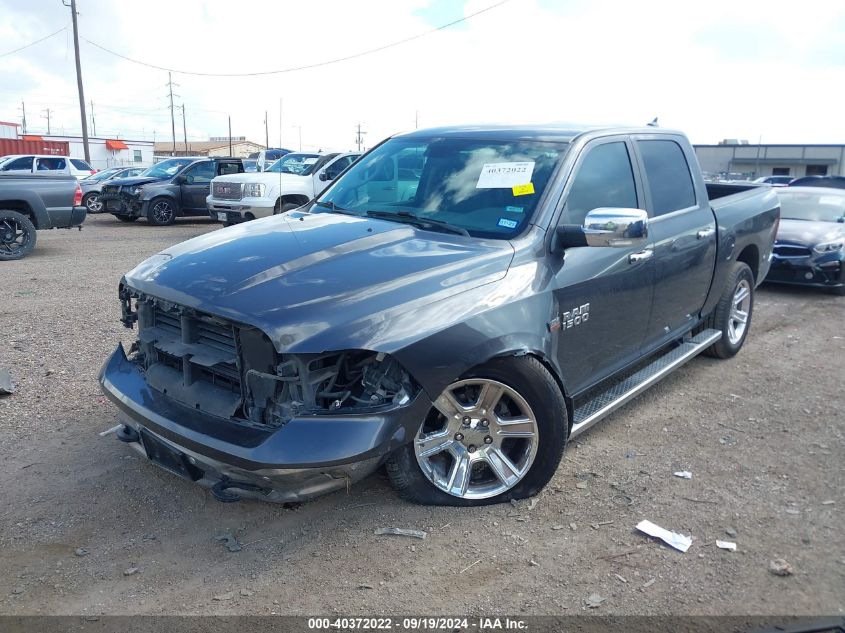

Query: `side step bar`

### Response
(569, 329, 722, 438)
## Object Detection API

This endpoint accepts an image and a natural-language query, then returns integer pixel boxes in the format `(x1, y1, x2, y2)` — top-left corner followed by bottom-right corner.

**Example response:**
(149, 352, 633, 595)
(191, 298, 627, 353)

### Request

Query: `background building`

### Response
(153, 139, 264, 158)
(695, 141, 845, 180)
(0, 121, 19, 139)
(36, 135, 155, 169)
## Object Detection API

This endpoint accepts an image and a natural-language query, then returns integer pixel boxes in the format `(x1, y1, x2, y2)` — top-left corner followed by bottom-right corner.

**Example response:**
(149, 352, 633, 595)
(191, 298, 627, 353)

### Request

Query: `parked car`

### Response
(0, 154, 95, 177)
(788, 175, 845, 190)
(255, 148, 294, 172)
(99, 125, 778, 506)
(80, 166, 146, 213)
(766, 187, 845, 294)
(99, 157, 243, 225)
(0, 174, 86, 260)
(207, 152, 360, 224)
(753, 175, 793, 186)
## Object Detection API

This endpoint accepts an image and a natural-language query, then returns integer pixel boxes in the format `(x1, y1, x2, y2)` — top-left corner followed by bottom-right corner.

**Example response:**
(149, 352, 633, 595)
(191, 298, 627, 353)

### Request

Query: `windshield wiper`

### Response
(365, 210, 470, 237)
(312, 199, 356, 215)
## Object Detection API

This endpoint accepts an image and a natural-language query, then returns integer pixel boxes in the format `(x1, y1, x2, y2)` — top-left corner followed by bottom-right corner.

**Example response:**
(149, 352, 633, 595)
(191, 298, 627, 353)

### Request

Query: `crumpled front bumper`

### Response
(767, 254, 845, 289)
(98, 344, 432, 502)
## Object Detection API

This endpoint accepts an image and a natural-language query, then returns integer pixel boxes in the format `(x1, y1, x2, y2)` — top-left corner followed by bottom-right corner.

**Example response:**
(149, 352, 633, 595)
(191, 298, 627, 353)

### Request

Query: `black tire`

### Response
(147, 198, 177, 226)
(275, 202, 300, 215)
(83, 192, 103, 214)
(115, 215, 137, 223)
(826, 284, 845, 297)
(0, 210, 37, 261)
(386, 356, 568, 506)
(700, 261, 754, 359)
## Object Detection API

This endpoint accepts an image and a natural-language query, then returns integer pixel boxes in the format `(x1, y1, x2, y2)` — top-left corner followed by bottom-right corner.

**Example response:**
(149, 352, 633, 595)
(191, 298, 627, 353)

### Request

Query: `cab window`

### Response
(182, 161, 216, 183)
(637, 139, 696, 216)
(563, 142, 638, 226)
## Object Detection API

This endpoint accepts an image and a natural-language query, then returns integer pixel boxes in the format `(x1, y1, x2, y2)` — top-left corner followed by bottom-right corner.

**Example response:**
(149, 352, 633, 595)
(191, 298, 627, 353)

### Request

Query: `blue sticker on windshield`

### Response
(505, 206, 524, 214)
(498, 218, 518, 229)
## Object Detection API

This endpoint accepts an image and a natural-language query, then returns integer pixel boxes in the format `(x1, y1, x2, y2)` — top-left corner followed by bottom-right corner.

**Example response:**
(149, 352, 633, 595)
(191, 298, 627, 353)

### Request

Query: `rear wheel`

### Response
(147, 198, 176, 226)
(700, 261, 754, 358)
(386, 356, 567, 506)
(83, 192, 103, 213)
(0, 210, 37, 261)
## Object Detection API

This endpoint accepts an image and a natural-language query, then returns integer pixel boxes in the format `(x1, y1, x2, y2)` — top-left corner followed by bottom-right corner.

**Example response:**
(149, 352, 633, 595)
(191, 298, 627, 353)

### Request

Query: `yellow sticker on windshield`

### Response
(512, 183, 535, 196)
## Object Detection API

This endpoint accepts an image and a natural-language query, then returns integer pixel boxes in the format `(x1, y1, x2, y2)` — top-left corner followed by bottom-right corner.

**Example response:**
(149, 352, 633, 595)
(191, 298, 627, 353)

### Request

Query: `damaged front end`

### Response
(103, 283, 428, 502)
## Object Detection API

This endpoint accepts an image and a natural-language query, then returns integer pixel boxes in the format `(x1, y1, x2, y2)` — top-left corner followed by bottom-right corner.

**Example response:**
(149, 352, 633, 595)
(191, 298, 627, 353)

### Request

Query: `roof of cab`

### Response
(395, 124, 685, 143)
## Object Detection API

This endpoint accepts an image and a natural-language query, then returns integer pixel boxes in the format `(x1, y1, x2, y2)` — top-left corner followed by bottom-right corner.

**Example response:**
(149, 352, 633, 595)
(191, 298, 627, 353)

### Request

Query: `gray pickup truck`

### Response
(100, 125, 779, 506)
(0, 174, 87, 260)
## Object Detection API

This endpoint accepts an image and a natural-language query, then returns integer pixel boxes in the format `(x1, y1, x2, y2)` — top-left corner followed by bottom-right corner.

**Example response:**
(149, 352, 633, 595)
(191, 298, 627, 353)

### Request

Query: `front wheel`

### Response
(147, 198, 176, 226)
(386, 356, 568, 506)
(701, 261, 754, 358)
(83, 192, 103, 213)
(0, 209, 37, 261)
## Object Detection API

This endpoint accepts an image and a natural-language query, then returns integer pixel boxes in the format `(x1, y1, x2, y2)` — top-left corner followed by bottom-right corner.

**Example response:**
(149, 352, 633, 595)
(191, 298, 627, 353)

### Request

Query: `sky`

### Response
(1, 0, 844, 153)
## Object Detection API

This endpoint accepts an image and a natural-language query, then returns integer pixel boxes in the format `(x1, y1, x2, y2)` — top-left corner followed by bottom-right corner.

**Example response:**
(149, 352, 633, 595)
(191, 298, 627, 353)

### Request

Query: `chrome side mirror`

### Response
(583, 207, 648, 247)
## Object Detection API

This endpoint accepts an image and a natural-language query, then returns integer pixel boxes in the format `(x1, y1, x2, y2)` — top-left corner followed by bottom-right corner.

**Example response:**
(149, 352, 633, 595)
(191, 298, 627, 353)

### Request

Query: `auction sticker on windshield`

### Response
(476, 161, 535, 188)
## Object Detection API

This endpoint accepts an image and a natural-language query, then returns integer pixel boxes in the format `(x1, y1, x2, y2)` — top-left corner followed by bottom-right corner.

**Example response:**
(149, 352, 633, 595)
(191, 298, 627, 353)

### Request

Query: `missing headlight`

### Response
(244, 350, 418, 427)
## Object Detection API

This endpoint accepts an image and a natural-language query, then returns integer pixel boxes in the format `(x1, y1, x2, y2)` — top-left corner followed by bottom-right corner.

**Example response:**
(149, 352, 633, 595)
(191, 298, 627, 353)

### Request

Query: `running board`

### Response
(569, 329, 721, 439)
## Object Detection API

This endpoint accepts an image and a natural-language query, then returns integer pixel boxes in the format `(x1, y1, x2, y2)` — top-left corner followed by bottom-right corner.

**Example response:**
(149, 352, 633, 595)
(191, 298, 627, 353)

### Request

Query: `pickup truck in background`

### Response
(0, 174, 86, 260)
(207, 151, 359, 224)
(100, 125, 779, 506)
(100, 157, 244, 225)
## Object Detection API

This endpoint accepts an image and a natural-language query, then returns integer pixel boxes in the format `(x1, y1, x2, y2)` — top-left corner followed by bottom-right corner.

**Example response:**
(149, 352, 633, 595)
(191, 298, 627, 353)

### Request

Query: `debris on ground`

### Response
(215, 532, 242, 552)
(673, 471, 693, 479)
(725, 527, 738, 538)
(458, 559, 481, 574)
(575, 481, 588, 489)
(74, 548, 89, 557)
(642, 578, 656, 588)
(821, 500, 835, 505)
(551, 525, 565, 530)
(122, 567, 139, 576)
(615, 573, 628, 583)
(584, 593, 605, 608)
(569, 523, 578, 531)
(213, 591, 235, 601)
(716, 540, 737, 551)
(357, 584, 374, 590)
(768, 558, 794, 576)
(239, 588, 253, 597)
(529, 559, 539, 567)
(0, 369, 15, 395)
(374, 527, 427, 539)
(636, 519, 692, 553)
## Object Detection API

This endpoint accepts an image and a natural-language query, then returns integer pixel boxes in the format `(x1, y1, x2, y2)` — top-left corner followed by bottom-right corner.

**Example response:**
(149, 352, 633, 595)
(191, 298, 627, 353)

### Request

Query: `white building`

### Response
(0, 121, 19, 139)
(39, 135, 155, 170)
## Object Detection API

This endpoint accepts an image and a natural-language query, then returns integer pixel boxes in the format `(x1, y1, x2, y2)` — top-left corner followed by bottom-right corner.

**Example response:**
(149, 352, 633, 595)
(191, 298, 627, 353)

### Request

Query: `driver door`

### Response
(179, 161, 216, 211)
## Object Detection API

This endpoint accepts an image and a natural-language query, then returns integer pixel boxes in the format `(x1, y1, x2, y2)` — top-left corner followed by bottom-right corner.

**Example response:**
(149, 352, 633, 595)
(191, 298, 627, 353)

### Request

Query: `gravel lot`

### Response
(1, 214, 843, 616)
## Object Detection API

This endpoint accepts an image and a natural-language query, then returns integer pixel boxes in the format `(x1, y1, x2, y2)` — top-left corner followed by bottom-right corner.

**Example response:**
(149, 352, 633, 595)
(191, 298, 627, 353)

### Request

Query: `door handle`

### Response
(629, 249, 653, 264)
(697, 227, 716, 239)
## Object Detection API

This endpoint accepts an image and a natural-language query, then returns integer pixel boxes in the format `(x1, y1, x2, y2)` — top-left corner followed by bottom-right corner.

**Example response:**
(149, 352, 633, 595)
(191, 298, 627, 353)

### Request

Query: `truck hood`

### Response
(124, 212, 515, 353)
(776, 218, 845, 246)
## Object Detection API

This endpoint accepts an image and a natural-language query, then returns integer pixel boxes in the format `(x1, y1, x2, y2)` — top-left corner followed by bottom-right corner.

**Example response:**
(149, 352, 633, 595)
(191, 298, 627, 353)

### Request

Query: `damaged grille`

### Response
(212, 181, 243, 200)
(774, 244, 812, 257)
(121, 287, 418, 428)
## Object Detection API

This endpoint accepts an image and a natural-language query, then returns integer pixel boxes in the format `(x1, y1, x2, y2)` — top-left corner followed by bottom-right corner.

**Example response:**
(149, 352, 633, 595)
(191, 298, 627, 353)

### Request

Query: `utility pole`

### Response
(264, 110, 269, 149)
(228, 116, 232, 156)
(181, 104, 188, 154)
(166, 72, 179, 156)
(90, 100, 96, 136)
(19, 101, 27, 134)
(64, 0, 90, 162)
(415, 110, 419, 129)
(278, 98, 282, 147)
(355, 123, 366, 152)
(41, 108, 52, 135)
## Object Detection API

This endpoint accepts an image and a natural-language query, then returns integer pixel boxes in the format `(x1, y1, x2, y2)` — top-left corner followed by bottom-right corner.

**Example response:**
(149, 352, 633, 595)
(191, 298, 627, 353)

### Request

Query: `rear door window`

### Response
(563, 141, 638, 226)
(637, 140, 696, 216)
(36, 157, 66, 171)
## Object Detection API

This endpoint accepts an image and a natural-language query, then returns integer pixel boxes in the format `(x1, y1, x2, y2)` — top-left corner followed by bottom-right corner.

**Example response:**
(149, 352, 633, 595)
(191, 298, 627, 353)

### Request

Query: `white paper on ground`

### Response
(673, 471, 692, 479)
(716, 540, 737, 551)
(636, 520, 693, 553)
(476, 162, 535, 189)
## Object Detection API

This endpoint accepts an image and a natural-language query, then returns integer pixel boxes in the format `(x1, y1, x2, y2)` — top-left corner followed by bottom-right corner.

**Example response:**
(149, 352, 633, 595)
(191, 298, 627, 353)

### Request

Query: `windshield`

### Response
(266, 153, 321, 175)
(243, 159, 258, 172)
(141, 158, 194, 179)
(778, 191, 845, 222)
(316, 137, 567, 239)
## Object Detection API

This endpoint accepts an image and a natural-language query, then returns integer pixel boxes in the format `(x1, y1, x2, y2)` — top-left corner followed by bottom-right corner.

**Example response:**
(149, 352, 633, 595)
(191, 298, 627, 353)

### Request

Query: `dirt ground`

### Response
(0, 214, 843, 617)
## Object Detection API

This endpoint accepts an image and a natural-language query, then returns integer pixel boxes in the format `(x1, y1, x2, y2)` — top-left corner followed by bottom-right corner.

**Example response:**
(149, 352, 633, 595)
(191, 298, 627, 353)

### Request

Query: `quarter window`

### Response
(563, 142, 638, 226)
(638, 140, 696, 216)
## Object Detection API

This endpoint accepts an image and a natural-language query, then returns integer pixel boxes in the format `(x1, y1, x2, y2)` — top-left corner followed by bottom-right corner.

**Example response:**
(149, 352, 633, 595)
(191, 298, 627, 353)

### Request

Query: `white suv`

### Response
(0, 154, 95, 177)
(207, 152, 359, 224)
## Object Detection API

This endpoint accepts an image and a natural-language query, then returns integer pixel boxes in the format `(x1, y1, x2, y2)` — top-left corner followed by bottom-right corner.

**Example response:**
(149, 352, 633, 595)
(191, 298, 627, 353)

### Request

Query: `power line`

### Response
(79, 0, 511, 77)
(0, 26, 67, 59)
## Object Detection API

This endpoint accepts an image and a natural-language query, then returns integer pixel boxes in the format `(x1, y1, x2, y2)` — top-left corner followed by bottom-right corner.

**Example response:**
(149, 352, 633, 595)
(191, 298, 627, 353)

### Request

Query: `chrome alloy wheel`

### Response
(728, 279, 751, 344)
(151, 200, 174, 224)
(85, 194, 103, 213)
(414, 378, 539, 500)
(0, 216, 29, 254)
